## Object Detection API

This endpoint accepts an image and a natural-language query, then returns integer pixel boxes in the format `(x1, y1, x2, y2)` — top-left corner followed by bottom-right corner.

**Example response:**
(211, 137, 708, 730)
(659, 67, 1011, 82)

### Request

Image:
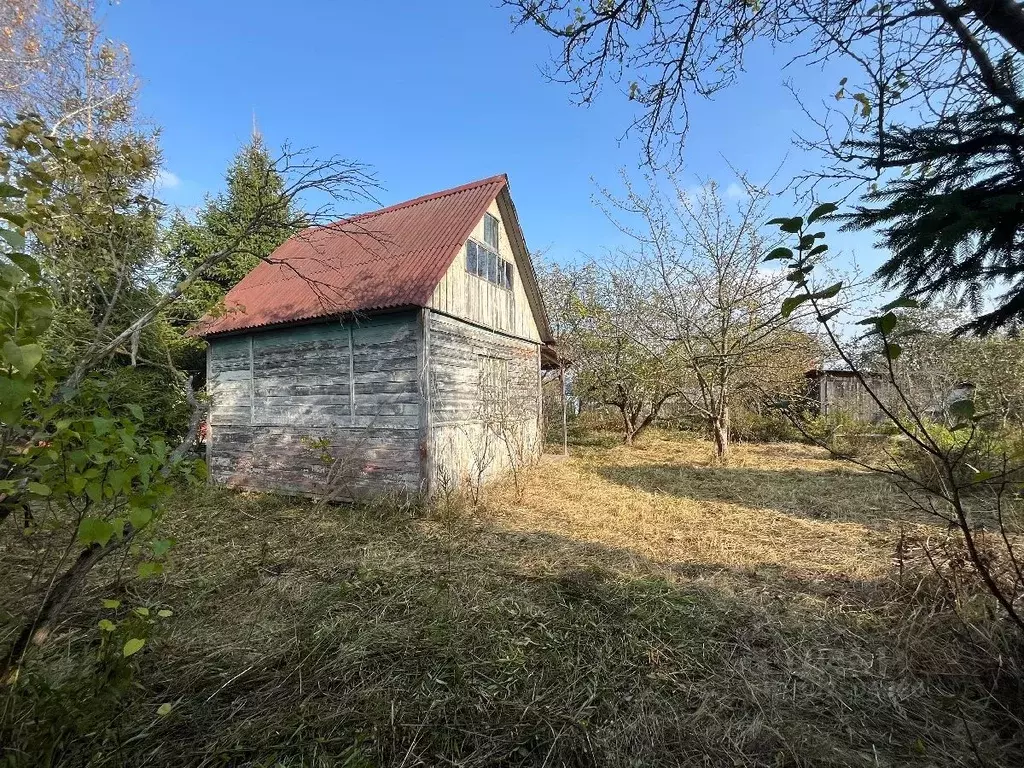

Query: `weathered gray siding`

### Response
(428, 195, 542, 343)
(426, 311, 541, 492)
(207, 311, 422, 498)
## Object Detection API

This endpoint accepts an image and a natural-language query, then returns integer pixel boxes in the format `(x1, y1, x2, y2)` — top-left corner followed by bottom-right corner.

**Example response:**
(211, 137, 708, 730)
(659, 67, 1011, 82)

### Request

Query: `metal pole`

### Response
(560, 360, 568, 456)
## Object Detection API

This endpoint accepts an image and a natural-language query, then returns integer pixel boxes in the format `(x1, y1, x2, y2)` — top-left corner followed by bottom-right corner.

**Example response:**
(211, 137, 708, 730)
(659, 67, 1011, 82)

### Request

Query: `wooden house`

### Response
(193, 174, 554, 499)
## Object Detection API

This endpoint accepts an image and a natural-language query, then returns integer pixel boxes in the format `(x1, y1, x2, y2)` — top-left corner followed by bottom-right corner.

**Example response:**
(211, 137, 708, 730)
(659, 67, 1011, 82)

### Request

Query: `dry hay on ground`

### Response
(3, 432, 1021, 767)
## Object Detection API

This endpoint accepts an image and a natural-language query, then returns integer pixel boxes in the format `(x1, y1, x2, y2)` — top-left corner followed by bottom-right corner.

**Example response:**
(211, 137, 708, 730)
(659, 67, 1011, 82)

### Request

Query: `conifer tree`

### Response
(164, 128, 304, 321)
(162, 128, 305, 374)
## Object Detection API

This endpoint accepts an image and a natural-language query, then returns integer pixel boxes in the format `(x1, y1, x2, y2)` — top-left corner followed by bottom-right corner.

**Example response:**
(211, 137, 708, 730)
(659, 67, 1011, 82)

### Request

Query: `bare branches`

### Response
(506, 0, 776, 166)
(63, 144, 377, 392)
(595, 171, 824, 457)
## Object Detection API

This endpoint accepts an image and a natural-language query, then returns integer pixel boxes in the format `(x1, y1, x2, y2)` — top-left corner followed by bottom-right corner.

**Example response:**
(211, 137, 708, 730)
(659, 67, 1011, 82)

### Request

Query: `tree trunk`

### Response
(619, 405, 636, 445)
(711, 408, 730, 461)
(963, 0, 1024, 57)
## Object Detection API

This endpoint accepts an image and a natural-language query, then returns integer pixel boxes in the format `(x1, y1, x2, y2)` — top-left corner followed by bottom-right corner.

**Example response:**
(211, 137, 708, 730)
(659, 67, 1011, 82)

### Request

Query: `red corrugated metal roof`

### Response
(192, 174, 509, 337)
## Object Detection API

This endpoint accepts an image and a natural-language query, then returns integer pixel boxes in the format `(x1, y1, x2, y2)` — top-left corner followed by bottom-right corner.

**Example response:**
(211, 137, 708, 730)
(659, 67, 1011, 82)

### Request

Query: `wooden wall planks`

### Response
(426, 312, 541, 489)
(207, 311, 422, 498)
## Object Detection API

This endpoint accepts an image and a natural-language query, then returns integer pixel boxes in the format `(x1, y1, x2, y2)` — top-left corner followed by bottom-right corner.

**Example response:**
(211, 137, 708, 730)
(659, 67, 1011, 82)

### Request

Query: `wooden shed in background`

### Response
(192, 174, 555, 499)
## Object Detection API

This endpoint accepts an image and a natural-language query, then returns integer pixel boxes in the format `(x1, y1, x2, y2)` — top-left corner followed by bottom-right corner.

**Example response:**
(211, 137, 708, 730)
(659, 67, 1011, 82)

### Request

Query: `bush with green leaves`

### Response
(767, 204, 1024, 637)
(0, 118, 204, 694)
(2, 600, 176, 765)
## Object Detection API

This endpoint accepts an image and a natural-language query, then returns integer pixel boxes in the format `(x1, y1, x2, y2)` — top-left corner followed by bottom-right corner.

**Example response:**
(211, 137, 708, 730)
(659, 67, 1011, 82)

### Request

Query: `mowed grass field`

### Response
(10, 432, 1024, 766)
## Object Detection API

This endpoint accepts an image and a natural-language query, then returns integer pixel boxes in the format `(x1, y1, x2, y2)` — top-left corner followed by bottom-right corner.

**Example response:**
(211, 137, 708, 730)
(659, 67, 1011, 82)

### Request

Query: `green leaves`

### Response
(852, 92, 872, 117)
(781, 294, 809, 318)
(768, 216, 803, 234)
(0, 182, 26, 198)
(78, 517, 115, 548)
(0, 227, 25, 250)
(26, 481, 51, 496)
(151, 538, 175, 557)
(101, 598, 121, 609)
(783, 282, 844, 318)
(122, 638, 146, 657)
(5, 251, 41, 280)
(2, 341, 44, 374)
(137, 561, 164, 578)
(98, 619, 116, 632)
(880, 296, 920, 312)
(129, 506, 154, 530)
(816, 281, 843, 300)
(858, 311, 897, 335)
(807, 203, 837, 223)
(156, 703, 173, 716)
(764, 246, 793, 262)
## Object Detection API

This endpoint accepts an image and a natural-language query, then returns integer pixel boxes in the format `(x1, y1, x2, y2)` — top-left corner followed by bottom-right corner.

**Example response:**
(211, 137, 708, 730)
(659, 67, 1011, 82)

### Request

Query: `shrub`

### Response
(78, 365, 192, 440)
(730, 410, 805, 443)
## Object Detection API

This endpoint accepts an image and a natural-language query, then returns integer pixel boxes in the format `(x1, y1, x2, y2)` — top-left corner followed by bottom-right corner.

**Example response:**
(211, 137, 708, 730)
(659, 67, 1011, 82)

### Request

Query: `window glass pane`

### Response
(466, 241, 477, 274)
(487, 251, 497, 282)
(504, 260, 514, 290)
(484, 214, 499, 250)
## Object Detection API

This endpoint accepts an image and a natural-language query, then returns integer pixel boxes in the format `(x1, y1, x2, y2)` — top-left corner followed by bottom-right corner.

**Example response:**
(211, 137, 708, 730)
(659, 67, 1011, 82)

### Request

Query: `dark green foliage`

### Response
(164, 133, 303, 324)
(162, 133, 303, 377)
(844, 93, 1024, 334)
(77, 366, 191, 440)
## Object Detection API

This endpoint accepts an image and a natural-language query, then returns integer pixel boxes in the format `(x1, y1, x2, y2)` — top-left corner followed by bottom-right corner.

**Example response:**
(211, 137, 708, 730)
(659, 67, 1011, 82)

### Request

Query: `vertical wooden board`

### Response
(209, 337, 252, 374)
(208, 335, 253, 428)
(350, 312, 420, 429)
(418, 308, 432, 496)
(248, 335, 255, 424)
(208, 312, 428, 497)
(205, 344, 213, 478)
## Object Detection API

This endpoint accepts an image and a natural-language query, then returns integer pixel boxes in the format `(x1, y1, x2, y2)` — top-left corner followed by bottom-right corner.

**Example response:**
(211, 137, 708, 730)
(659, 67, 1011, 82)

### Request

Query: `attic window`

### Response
(484, 213, 500, 250)
(466, 240, 514, 290)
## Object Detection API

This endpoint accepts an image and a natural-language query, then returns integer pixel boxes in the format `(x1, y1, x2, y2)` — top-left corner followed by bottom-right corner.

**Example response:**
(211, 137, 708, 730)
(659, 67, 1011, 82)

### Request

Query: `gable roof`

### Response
(192, 174, 551, 341)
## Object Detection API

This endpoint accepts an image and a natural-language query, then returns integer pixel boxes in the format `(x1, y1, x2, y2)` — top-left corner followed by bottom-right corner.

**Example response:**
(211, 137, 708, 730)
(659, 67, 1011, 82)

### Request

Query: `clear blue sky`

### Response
(106, 0, 880, 270)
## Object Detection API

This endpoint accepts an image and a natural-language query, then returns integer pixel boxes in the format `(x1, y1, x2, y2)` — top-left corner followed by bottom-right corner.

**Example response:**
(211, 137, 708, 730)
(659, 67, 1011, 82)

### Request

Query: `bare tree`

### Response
(0, 0, 139, 138)
(600, 174, 823, 459)
(544, 260, 685, 445)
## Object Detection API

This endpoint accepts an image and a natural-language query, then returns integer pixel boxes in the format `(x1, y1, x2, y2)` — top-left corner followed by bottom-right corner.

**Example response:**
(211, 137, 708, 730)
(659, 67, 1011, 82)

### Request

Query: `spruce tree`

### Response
(165, 130, 303, 321)
(163, 129, 304, 374)
(843, 89, 1024, 335)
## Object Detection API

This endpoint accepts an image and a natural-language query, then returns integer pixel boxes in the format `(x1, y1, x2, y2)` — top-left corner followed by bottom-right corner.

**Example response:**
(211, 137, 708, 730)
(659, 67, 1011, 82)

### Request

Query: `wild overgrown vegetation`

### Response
(3, 433, 1021, 765)
(2, 0, 1024, 765)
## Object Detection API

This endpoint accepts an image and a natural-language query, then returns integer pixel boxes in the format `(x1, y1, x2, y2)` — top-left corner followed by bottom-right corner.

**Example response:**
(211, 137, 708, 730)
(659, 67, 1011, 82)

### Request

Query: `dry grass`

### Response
(486, 434, 912, 582)
(4, 431, 1023, 766)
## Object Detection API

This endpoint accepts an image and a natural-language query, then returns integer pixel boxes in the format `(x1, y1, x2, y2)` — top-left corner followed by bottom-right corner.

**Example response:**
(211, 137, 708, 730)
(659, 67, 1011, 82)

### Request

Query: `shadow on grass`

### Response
(594, 462, 905, 529)
(5, 488, 1021, 768)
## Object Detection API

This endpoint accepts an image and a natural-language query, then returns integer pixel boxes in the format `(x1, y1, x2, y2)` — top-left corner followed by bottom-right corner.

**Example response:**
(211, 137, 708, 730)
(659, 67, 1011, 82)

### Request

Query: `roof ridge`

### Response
(338, 173, 507, 226)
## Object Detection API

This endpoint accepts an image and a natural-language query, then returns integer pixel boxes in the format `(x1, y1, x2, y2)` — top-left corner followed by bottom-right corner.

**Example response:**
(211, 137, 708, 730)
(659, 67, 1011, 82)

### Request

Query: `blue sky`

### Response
(106, 0, 880, 270)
